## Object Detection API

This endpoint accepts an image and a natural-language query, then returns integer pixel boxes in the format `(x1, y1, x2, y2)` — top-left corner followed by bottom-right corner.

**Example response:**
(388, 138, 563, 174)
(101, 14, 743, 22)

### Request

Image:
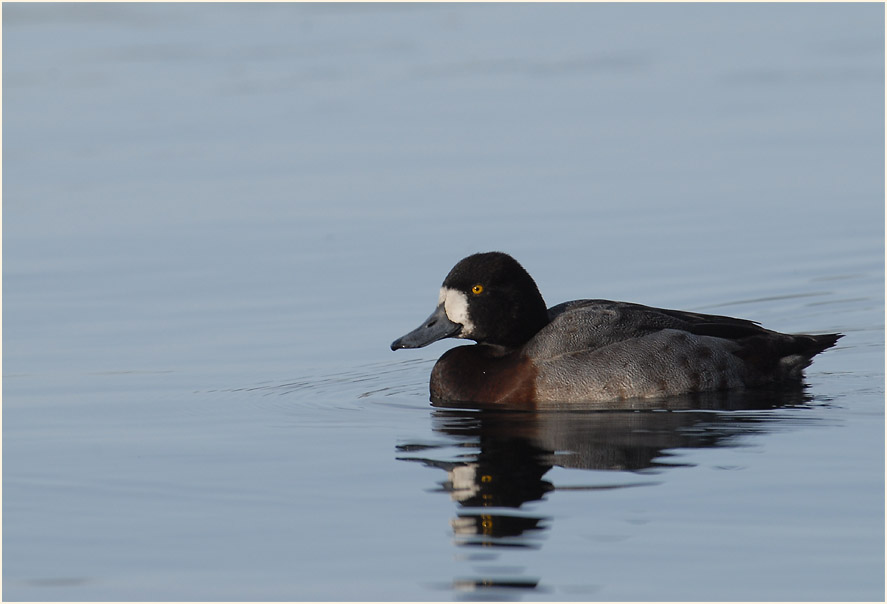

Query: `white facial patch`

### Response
(440, 287, 475, 337)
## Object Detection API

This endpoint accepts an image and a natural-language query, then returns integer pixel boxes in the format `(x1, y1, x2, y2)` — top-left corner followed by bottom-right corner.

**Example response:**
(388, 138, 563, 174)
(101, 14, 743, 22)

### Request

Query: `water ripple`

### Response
(205, 358, 435, 412)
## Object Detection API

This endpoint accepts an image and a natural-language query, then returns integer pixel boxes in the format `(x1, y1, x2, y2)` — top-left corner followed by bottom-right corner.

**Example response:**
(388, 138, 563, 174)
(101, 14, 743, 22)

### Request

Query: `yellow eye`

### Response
(471, 284, 484, 295)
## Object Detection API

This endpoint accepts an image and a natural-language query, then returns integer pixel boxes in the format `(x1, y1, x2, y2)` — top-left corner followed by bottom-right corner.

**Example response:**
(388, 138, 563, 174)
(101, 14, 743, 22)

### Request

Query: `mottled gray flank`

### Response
(525, 300, 836, 402)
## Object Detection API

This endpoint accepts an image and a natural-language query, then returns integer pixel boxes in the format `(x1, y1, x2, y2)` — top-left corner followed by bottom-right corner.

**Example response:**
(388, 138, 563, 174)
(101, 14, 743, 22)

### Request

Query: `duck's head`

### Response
(391, 252, 549, 351)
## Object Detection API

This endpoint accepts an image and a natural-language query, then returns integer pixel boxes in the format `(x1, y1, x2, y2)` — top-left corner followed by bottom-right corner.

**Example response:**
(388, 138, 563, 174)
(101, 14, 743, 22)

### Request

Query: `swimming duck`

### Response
(391, 252, 841, 407)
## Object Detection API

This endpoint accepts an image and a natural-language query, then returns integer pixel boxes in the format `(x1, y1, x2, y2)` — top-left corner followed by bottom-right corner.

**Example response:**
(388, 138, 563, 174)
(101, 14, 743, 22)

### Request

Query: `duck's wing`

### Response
(537, 299, 840, 362)
(534, 299, 769, 359)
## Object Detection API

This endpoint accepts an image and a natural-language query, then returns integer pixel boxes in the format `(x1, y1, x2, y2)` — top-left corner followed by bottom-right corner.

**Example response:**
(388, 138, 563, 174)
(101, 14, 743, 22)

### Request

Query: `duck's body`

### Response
(391, 252, 841, 407)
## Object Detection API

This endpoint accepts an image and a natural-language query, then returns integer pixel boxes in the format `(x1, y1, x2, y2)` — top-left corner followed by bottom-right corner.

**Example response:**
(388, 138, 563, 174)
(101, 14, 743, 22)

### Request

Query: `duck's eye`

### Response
(471, 284, 484, 295)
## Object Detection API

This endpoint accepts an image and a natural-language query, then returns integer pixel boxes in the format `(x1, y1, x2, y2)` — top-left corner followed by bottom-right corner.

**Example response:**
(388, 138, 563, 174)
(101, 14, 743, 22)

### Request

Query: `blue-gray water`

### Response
(2, 3, 884, 601)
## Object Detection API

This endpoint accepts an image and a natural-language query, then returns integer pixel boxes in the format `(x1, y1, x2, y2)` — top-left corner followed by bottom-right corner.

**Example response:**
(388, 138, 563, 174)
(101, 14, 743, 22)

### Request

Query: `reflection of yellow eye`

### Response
(471, 284, 484, 295)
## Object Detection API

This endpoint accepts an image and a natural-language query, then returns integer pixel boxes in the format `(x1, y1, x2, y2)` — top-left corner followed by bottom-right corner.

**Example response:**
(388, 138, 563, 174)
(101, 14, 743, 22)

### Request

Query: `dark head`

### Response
(391, 252, 550, 351)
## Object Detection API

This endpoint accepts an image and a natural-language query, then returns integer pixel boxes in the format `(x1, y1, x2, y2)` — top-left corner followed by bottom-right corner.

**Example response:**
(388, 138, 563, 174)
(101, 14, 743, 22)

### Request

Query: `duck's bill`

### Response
(391, 303, 462, 350)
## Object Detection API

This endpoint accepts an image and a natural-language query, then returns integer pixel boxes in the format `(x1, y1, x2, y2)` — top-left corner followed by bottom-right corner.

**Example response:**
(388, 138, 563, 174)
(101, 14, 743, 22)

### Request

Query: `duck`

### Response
(390, 251, 841, 407)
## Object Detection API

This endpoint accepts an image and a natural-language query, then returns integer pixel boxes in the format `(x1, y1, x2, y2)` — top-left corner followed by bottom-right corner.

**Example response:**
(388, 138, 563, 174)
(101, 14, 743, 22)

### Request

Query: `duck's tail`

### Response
(737, 332, 842, 383)
(779, 332, 842, 379)
(795, 332, 843, 357)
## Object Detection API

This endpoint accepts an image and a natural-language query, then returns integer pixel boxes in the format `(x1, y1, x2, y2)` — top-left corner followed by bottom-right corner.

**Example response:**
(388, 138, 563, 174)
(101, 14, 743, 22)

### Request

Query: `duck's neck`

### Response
(505, 295, 549, 348)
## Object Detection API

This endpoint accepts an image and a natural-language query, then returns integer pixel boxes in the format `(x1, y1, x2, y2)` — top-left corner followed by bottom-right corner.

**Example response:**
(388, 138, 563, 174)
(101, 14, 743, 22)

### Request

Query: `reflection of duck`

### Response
(398, 388, 816, 595)
(391, 252, 841, 407)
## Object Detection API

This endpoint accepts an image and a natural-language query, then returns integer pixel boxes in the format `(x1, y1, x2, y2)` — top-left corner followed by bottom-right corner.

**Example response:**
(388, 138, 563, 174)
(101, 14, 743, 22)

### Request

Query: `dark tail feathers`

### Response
(736, 332, 842, 383)
(797, 332, 843, 357)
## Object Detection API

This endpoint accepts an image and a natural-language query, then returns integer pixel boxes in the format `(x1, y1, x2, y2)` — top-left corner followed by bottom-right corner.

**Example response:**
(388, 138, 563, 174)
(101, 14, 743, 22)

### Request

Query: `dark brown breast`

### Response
(429, 345, 539, 409)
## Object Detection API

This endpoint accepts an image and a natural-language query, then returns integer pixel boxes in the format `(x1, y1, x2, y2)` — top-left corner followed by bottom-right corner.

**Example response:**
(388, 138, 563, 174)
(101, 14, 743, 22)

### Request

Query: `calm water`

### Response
(3, 3, 884, 601)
